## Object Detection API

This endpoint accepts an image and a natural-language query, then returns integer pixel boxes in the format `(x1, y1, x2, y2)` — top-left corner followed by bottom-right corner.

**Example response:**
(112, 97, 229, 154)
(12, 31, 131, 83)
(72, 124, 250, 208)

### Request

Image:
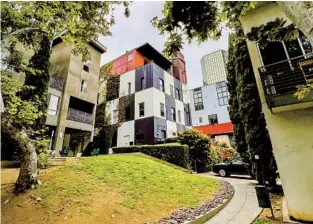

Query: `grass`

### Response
(2, 154, 221, 224)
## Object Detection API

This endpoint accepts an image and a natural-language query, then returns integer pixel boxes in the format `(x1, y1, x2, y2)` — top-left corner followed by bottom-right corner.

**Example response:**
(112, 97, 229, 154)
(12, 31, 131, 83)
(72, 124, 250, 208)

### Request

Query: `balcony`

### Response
(258, 55, 313, 109)
(67, 107, 93, 125)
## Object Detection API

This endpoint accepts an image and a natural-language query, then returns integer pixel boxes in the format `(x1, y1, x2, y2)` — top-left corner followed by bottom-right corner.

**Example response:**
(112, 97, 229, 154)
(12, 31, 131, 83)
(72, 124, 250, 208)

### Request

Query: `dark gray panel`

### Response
(165, 94, 176, 121)
(135, 117, 154, 145)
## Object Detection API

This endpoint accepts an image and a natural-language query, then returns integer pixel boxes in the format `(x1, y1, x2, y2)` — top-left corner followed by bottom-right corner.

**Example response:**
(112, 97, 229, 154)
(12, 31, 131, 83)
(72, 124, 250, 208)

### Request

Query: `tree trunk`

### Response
(2, 119, 38, 192)
(277, 2, 313, 44)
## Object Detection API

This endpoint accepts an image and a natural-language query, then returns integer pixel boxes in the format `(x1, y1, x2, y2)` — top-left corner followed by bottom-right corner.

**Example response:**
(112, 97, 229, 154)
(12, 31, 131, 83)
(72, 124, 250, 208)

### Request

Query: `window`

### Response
(113, 109, 118, 123)
(141, 77, 145, 90)
(83, 60, 91, 72)
(48, 95, 59, 115)
(171, 107, 176, 121)
(216, 81, 228, 106)
(128, 82, 131, 95)
(199, 117, 202, 123)
(139, 102, 145, 117)
(125, 105, 131, 121)
(160, 130, 166, 139)
(175, 88, 180, 100)
(81, 80, 87, 93)
(178, 110, 181, 122)
(193, 88, 204, 110)
(170, 85, 174, 96)
(160, 103, 165, 117)
(128, 54, 133, 62)
(208, 114, 218, 125)
(159, 78, 164, 92)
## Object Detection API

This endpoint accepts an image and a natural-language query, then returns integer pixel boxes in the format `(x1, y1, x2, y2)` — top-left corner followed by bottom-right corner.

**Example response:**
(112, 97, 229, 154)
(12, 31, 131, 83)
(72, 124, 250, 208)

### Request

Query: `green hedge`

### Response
(164, 137, 179, 143)
(112, 144, 190, 169)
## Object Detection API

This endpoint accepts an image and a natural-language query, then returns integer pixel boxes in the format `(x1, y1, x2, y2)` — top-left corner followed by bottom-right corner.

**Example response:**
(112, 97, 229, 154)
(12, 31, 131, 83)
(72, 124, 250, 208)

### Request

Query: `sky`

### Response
(99, 1, 229, 89)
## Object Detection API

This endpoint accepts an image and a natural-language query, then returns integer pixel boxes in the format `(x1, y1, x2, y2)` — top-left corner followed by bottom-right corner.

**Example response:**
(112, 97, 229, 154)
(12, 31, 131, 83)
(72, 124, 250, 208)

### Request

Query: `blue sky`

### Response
(99, 1, 229, 89)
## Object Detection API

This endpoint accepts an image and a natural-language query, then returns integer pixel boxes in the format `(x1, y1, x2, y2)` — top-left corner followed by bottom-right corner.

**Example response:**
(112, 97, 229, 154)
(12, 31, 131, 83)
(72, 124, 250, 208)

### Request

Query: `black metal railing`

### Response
(67, 108, 93, 125)
(258, 54, 313, 109)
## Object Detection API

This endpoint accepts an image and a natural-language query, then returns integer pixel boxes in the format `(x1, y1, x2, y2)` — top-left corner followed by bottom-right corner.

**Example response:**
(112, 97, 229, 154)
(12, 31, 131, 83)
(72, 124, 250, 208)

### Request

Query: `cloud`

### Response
(99, 2, 229, 89)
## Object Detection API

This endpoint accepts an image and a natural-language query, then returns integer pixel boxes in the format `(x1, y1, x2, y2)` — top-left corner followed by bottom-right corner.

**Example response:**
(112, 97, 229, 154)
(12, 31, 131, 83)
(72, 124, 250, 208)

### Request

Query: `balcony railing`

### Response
(67, 108, 93, 125)
(258, 54, 313, 109)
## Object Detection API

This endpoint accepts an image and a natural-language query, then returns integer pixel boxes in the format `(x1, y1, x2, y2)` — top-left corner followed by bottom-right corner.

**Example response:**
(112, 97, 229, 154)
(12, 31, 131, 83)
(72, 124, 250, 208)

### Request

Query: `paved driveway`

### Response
(200, 172, 262, 224)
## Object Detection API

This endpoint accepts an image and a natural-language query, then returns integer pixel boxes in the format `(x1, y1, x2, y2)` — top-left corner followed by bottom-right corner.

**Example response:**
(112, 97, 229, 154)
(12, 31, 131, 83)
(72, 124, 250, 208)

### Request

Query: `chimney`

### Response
(170, 51, 187, 85)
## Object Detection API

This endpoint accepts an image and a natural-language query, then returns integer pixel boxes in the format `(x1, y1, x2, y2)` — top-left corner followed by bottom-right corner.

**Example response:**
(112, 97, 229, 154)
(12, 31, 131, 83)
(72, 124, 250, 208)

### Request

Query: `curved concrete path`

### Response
(200, 172, 262, 224)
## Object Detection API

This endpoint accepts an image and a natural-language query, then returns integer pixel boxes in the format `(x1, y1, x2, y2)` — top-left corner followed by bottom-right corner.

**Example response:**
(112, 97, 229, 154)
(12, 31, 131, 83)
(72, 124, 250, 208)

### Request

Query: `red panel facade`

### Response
(171, 51, 188, 84)
(193, 122, 234, 135)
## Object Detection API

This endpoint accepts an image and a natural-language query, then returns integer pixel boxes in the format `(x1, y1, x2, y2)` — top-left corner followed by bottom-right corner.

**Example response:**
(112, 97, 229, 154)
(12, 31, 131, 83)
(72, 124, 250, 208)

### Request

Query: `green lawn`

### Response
(2, 154, 221, 224)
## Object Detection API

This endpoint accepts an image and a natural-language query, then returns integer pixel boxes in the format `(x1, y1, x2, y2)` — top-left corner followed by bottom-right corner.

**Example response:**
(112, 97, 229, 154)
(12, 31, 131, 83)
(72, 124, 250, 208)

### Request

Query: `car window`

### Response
(232, 159, 244, 164)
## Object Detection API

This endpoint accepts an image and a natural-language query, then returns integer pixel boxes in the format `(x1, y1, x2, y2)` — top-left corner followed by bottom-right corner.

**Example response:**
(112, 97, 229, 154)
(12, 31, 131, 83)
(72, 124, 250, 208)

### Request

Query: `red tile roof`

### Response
(193, 122, 234, 135)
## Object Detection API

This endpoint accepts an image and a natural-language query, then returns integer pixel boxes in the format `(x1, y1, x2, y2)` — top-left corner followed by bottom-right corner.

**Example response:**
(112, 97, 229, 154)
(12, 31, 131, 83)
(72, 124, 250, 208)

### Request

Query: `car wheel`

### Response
(219, 169, 227, 177)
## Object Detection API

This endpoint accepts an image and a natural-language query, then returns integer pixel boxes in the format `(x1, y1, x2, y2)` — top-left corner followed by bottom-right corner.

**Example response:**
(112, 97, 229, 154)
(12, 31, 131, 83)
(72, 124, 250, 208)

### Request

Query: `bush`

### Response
(112, 144, 190, 169)
(213, 142, 238, 161)
(37, 152, 50, 168)
(178, 129, 212, 172)
(164, 137, 179, 143)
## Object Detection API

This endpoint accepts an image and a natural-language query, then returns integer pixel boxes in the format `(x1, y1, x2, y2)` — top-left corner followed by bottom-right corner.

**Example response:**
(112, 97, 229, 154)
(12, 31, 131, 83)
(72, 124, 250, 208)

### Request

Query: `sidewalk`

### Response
(201, 173, 262, 224)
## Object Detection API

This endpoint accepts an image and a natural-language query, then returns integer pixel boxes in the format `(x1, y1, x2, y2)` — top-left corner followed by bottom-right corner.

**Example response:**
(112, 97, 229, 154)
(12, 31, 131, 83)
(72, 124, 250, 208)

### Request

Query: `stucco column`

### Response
(53, 125, 65, 157)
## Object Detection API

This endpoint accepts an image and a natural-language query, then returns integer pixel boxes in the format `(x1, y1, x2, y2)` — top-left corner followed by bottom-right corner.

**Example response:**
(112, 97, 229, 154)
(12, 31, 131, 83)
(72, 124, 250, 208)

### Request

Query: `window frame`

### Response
(139, 102, 145, 117)
(175, 88, 180, 100)
(160, 102, 165, 117)
(216, 81, 228, 106)
(193, 88, 204, 111)
(178, 110, 181, 123)
(140, 77, 145, 90)
(81, 80, 87, 93)
(113, 109, 118, 123)
(128, 82, 131, 95)
(171, 107, 176, 121)
(159, 78, 165, 92)
(170, 85, 174, 97)
(208, 114, 218, 125)
(47, 94, 59, 116)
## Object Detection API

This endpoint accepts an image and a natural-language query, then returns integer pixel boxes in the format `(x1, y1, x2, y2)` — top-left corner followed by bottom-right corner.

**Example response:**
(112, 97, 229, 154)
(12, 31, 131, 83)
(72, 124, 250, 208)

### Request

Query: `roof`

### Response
(193, 122, 234, 135)
(52, 38, 106, 54)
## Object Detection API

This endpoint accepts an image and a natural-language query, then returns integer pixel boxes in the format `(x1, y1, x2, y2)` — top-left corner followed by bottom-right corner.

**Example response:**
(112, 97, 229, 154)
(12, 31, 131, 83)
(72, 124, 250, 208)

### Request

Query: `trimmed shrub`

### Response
(164, 137, 179, 143)
(178, 129, 212, 172)
(112, 144, 190, 169)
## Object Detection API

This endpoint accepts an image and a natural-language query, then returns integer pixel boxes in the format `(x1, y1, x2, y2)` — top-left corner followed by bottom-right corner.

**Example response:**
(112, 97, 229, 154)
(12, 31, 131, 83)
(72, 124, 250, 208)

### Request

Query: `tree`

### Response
(1, 1, 130, 192)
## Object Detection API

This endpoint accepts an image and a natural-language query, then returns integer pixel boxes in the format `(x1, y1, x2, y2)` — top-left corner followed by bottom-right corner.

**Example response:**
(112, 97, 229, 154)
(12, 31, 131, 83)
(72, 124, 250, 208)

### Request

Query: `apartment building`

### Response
(240, 2, 313, 221)
(189, 81, 234, 146)
(200, 50, 228, 85)
(102, 43, 191, 146)
(46, 39, 106, 156)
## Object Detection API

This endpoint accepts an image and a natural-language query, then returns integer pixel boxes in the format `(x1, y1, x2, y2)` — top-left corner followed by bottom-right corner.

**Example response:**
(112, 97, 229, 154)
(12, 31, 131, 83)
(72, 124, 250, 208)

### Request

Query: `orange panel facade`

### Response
(193, 122, 234, 135)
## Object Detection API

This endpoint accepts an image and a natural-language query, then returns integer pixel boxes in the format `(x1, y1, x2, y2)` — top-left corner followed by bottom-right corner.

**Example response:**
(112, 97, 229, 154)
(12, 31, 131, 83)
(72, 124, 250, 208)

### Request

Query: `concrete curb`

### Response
(186, 192, 234, 224)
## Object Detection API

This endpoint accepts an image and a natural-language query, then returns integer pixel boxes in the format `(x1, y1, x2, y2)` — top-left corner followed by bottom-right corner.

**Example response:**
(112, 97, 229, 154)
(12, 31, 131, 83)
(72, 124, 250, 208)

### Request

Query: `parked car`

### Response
(213, 158, 252, 177)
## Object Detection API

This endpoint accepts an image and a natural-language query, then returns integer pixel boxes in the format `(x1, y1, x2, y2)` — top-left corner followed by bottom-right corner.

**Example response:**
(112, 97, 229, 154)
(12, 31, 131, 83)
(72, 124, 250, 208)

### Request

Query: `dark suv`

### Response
(213, 158, 251, 177)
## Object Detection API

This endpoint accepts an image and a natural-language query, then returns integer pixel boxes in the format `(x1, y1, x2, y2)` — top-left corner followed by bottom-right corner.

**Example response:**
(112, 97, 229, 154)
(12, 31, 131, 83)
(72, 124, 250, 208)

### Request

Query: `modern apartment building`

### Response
(189, 81, 234, 146)
(240, 2, 313, 221)
(46, 39, 106, 156)
(101, 43, 191, 147)
(201, 50, 228, 85)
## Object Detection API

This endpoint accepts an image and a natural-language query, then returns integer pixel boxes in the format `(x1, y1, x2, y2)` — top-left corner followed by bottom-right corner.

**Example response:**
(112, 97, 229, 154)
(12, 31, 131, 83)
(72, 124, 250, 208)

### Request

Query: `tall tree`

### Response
(1, 1, 130, 192)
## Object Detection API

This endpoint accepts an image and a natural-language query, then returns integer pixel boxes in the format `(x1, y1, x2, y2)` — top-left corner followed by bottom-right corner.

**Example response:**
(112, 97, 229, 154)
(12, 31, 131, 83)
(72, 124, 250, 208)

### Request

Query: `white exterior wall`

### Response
(153, 88, 166, 119)
(190, 84, 230, 127)
(175, 99, 185, 125)
(240, 3, 313, 221)
(166, 120, 178, 138)
(134, 88, 154, 120)
(117, 120, 134, 146)
(106, 98, 119, 124)
(164, 70, 175, 97)
(119, 70, 135, 97)
(182, 83, 190, 104)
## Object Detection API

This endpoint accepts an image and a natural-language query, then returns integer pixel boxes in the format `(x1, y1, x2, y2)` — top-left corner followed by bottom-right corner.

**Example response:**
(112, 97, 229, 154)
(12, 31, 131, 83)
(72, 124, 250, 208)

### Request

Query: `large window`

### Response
(216, 81, 228, 106)
(139, 102, 145, 117)
(125, 105, 131, 121)
(160, 103, 165, 117)
(193, 88, 204, 111)
(113, 109, 118, 123)
(208, 114, 218, 125)
(175, 88, 180, 100)
(48, 95, 59, 115)
(178, 110, 181, 122)
(171, 107, 176, 121)
(159, 78, 165, 92)
(170, 85, 174, 97)
(141, 77, 145, 90)
(81, 80, 87, 93)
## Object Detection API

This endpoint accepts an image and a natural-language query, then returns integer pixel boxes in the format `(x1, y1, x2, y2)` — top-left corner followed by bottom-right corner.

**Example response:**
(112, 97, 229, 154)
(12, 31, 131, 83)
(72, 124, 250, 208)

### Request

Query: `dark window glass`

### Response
(141, 77, 145, 90)
(170, 85, 174, 96)
(83, 65, 89, 72)
(139, 102, 144, 117)
(128, 82, 131, 94)
(160, 103, 165, 117)
(193, 88, 204, 110)
(171, 107, 176, 121)
(208, 114, 218, 125)
(175, 88, 180, 100)
(159, 78, 164, 92)
(285, 39, 303, 59)
(199, 117, 202, 123)
(216, 81, 228, 106)
(125, 105, 131, 121)
(259, 42, 287, 65)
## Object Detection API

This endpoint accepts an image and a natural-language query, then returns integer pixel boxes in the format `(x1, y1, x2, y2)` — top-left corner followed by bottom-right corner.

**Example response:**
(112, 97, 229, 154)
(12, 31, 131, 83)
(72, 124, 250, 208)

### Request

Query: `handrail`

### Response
(67, 107, 93, 125)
